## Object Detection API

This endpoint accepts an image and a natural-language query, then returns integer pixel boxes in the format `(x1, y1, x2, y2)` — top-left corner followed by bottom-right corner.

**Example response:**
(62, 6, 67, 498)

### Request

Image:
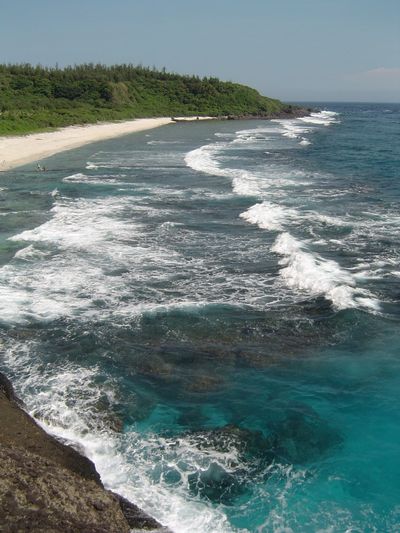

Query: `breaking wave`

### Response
(272, 232, 380, 311)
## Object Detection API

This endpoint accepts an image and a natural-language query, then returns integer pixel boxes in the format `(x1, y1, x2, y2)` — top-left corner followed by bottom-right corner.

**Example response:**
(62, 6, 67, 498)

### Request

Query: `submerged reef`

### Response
(185, 410, 341, 505)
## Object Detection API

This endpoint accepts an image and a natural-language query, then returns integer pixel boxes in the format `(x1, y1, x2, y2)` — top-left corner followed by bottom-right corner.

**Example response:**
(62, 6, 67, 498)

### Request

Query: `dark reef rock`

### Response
(117, 495, 168, 531)
(266, 410, 342, 465)
(223, 107, 313, 121)
(193, 424, 270, 462)
(136, 354, 173, 379)
(185, 409, 341, 504)
(186, 424, 272, 504)
(0, 372, 22, 403)
(188, 462, 244, 504)
(0, 372, 169, 532)
(184, 373, 223, 393)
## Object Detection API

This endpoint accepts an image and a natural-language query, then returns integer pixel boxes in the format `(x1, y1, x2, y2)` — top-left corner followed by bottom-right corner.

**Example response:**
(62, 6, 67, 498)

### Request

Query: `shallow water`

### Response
(1, 103, 399, 532)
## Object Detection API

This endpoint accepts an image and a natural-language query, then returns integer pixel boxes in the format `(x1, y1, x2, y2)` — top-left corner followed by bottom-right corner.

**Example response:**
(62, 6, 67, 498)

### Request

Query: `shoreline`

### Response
(0, 117, 175, 172)
(0, 371, 170, 532)
(0, 105, 315, 530)
(0, 109, 311, 173)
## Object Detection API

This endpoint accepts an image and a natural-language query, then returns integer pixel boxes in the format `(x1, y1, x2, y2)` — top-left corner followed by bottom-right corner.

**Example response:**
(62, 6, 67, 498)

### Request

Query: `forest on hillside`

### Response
(0, 63, 299, 134)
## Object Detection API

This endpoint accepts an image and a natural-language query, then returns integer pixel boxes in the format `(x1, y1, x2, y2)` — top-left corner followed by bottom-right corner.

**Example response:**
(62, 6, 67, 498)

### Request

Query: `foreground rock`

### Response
(0, 372, 169, 533)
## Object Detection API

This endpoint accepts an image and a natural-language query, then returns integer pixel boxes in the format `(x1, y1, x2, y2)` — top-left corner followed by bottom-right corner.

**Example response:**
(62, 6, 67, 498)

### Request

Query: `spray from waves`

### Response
(2, 341, 236, 533)
(240, 202, 297, 231)
(240, 202, 348, 233)
(237, 198, 374, 311)
(63, 173, 127, 185)
(281, 123, 312, 139)
(185, 111, 339, 194)
(271, 232, 379, 311)
(185, 144, 312, 196)
(14, 244, 48, 261)
(298, 110, 340, 126)
(185, 143, 261, 196)
(232, 127, 277, 144)
(214, 132, 236, 139)
(1, 195, 182, 324)
(9, 195, 139, 250)
(147, 140, 184, 145)
(270, 119, 310, 144)
(1, 189, 287, 327)
(273, 110, 339, 146)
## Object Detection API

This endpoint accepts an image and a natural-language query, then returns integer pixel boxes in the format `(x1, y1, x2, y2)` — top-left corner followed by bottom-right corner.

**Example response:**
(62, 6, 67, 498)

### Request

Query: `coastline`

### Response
(0, 110, 310, 173)
(0, 117, 174, 172)
(0, 106, 314, 530)
(0, 372, 170, 532)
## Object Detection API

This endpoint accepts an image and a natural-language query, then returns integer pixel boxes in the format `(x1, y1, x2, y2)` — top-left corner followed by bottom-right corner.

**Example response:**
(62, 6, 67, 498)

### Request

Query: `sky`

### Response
(1, 0, 399, 102)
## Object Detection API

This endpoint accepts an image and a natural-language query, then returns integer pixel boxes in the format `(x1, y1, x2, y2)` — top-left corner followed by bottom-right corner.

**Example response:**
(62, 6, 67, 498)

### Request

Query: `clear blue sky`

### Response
(1, 0, 399, 102)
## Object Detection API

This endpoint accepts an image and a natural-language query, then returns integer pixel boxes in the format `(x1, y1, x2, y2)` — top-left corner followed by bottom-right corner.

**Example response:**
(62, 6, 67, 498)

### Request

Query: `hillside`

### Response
(0, 64, 301, 135)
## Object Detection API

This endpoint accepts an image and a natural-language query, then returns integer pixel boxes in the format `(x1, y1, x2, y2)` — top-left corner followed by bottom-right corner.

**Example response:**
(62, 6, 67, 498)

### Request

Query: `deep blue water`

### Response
(0, 103, 399, 532)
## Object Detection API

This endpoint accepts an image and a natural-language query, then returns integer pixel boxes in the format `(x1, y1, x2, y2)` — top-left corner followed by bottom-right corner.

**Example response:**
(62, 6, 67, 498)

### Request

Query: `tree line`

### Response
(0, 63, 294, 135)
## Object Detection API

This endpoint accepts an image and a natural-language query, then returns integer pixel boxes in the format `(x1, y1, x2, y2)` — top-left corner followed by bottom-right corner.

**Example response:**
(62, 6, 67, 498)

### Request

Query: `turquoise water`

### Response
(0, 104, 399, 532)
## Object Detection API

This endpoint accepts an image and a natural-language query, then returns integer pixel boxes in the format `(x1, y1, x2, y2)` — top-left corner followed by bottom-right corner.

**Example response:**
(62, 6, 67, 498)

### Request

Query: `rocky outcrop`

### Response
(0, 445, 131, 533)
(173, 107, 313, 123)
(0, 372, 169, 533)
(225, 106, 314, 120)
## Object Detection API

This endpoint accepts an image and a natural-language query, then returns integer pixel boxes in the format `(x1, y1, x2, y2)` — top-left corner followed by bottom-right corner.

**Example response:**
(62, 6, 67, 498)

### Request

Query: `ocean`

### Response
(0, 103, 399, 532)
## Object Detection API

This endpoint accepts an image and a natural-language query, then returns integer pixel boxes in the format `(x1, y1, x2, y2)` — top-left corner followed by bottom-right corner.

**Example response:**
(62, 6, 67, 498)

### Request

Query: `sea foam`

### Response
(298, 110, 340, 126)
(185, 144, 261, 196)
(272, 232, 379, 311)
(1, 195, 180, 324)
(240, 202, 297, 231)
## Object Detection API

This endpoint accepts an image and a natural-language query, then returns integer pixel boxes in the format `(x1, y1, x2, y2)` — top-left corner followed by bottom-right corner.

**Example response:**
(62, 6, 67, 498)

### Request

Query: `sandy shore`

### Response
(0, 117, 175, 172)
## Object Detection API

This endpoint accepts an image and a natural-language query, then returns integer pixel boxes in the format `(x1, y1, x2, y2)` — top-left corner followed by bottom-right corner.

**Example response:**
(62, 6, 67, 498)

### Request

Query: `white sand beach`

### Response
(0, 118, 175, 171)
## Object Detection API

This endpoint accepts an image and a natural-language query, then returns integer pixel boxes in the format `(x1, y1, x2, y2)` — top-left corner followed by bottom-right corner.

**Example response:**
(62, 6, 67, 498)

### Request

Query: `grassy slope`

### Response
(0, 64, 297, 135)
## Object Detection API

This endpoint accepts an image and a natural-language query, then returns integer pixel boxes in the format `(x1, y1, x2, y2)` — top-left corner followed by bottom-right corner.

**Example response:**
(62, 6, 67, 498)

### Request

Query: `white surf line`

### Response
(271, 232, 380, 311)
(185, 142, 262, 196)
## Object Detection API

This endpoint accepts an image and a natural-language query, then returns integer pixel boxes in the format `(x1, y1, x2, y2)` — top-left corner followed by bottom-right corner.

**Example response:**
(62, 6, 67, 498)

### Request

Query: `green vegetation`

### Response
(0, 63, 296, 135)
